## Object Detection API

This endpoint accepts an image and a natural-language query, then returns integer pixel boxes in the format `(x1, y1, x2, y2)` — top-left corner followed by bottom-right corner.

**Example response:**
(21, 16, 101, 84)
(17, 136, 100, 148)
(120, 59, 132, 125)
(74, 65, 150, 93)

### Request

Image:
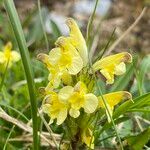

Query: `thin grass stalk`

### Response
(95, 27, 116, 62)
(0, 103, 29, 122)
(88, 47, 124, 150)
(3, 103, 29, 150)
(86, 0, 124, 148)
(4, 0, 38, 149)
(86, 0, 99, 47)
(37, 0, 49, 51)
(92, 78, 124, 150)
(38, 110, 59, 149)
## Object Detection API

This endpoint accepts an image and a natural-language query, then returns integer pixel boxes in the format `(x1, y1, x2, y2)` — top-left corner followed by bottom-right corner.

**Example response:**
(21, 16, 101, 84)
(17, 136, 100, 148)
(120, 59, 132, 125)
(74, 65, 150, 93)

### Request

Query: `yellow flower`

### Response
(42, 89, 70, 125)
(0, 42, 20, 68)
(93, 52, 132, 84)
(81, 128, 94, 149)
(42, 81, 98, 124)
(98, 91, 132, 122)
(66, 18, 88, 66)
(55, 36, 83, 75)
(37, 51, 62, 88)
(38, 39, 83, 88)
(69, 81, 98, 118)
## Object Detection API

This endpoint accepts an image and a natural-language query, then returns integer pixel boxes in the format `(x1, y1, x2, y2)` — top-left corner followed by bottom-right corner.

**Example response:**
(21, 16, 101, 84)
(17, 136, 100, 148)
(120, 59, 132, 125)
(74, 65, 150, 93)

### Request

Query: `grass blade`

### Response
(138, 55, 150, 94)
(113, 92, 150, 119)
(4, 0, 38, 149)
(37, 0, 49, 51)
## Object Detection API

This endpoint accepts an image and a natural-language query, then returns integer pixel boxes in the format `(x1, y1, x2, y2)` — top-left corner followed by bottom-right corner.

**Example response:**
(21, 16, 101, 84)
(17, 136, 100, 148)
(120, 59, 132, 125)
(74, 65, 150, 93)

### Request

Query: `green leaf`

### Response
(50, 20, 62, 39)
(98, 116, 129, 136)
(126, 128, 150, 150)
(138, 55, 150, 94)
(27, 7, 49, 43)
(4, 0, 38, 149)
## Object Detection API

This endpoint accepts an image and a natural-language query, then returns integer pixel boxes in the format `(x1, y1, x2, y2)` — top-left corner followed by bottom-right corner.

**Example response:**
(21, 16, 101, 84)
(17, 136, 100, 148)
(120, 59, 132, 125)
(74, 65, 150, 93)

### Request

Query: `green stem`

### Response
(4, 0, 38, 149)
(87, 28, 124, 150)
(94, 82, 124, 150)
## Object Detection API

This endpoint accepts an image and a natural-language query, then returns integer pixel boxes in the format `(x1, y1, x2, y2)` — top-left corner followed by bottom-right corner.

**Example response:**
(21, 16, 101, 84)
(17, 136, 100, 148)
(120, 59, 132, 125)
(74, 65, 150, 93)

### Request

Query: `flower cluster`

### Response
(38, 18, 132, 149)
(0, 42, 20, 71)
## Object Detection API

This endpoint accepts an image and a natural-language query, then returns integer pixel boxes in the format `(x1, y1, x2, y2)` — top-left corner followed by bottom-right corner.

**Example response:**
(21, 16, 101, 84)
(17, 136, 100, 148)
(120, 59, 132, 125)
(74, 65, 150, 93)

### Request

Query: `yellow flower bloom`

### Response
(66, 18, 88, 66)
(98, 91, 132, 122)
(38, 39, 83, 88)
(42, 90, 69, 125)
(69, 81, 98, 117)
(81, 128, 94, 149)
(0, 42, 20, 68)
(42, 81, 98, 124)
(37, 51, 62, 88)
(55, 36, 83, 75)
(93, 52, 132, 84)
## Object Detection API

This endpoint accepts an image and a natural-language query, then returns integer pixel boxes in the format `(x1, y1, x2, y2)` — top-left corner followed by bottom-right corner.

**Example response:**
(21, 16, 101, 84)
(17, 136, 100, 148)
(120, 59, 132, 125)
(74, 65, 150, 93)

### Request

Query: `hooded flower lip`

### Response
(92, 52, 132, 84)
(0, 42, 20, 68)
(65, 18, 88, 66)
(98, 91, 132, 122)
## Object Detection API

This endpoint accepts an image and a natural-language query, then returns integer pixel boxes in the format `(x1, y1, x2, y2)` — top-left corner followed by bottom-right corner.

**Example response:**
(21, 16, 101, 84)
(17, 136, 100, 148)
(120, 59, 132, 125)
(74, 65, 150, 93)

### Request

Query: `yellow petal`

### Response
(84, 94, 98, 113)
(69, 108, 80, 118)
(3, 42, 12, 60)
(98, 91, 132, 108)
(100, 69, 114, 84)
(81, 128, 94, 149)
(42, 104, 51, 116)
(48, 72, 61, 89)
(74, 81, 87, 94)
(93, 52, 132, 84)
(66, 18, 88, 66)
(37, 53, 52, 69)
(4, 42, 12, 53)
(11, 51, 21, 62)
(93, 52, 132, 72)
(0, 52, 5, 64)
(61, 71, 72, 85)
(114, 62, 126, 75)
(58, 86, 74, 102)
(55, 37, 83, 75)
(67, 54, 83, 75)
(48, 48, 61, 65)
(69, 92, 84, 110)
(57, 108, 68, 125)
